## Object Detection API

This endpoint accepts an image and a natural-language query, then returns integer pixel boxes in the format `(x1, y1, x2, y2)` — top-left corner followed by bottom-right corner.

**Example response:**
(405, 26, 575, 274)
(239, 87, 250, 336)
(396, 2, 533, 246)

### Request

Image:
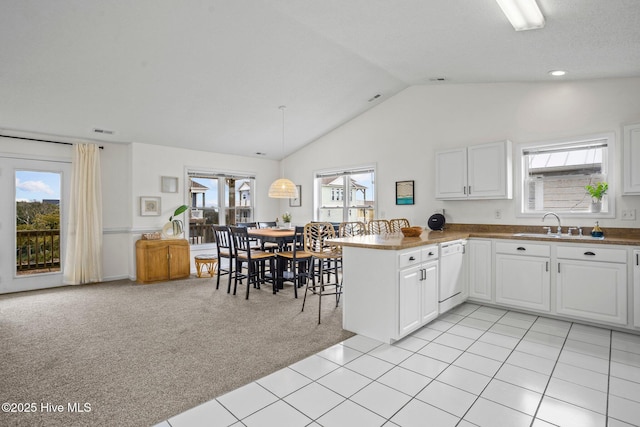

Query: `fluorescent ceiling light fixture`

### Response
(549, 70, 567, 77)
(496, 0, 545, 31)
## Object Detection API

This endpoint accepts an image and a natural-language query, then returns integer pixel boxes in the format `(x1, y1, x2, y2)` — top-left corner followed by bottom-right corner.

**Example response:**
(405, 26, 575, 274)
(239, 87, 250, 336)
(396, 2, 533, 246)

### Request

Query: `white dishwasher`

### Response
(439, 239, 467, 314)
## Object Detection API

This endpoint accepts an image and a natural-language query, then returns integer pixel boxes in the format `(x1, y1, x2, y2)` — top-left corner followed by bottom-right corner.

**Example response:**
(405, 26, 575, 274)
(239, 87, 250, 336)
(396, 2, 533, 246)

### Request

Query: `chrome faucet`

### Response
(542, 212, 562, 235)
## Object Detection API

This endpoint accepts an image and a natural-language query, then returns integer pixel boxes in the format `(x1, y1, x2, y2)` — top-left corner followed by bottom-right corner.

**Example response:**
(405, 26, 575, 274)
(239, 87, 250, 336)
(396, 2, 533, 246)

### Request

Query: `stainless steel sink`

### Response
(513, 233, 604, 240)
(512, 233, 561, 238)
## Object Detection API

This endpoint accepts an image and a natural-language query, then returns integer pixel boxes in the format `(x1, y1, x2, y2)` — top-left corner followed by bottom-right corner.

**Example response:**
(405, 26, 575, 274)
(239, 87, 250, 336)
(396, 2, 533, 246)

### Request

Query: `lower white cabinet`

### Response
(556, 245, 627, 325)
(634, 250, 640, 328)
(495, 241, 551, 311)
(398, 246, 439, 337)
(468, 239, 493, 302)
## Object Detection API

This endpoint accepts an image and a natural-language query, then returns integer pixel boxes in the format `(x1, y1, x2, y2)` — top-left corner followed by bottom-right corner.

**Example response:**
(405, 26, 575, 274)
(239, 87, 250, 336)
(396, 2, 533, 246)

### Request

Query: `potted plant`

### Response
(585, 182, 608, 213)
(282, 212, 292, 228)
(162, 204, 189, 238)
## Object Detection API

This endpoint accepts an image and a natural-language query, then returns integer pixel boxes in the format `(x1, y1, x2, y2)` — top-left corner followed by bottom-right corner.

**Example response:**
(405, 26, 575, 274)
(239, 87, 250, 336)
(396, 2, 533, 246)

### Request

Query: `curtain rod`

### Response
(1, 134, 104, 149)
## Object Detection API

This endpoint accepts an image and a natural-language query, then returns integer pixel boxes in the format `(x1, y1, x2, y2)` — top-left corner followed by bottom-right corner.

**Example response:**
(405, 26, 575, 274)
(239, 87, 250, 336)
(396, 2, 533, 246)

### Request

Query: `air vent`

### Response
(368, 94, 382, 102)
(428, 77, 447, 82)
(92, 128, 115, 135)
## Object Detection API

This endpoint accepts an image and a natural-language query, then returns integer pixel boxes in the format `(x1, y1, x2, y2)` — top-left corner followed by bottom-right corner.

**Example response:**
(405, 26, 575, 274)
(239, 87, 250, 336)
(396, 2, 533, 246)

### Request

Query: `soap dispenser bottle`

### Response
(591, 221, 604, 238)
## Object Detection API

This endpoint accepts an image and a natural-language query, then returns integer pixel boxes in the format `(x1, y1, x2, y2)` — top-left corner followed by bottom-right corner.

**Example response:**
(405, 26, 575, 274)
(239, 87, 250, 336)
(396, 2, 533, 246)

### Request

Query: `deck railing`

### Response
(16, 229, 61, 272)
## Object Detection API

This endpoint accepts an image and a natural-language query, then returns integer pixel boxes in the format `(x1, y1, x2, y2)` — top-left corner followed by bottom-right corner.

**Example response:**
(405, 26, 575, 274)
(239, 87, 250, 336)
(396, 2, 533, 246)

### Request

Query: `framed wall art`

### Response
(289, 185, 302, 207)
(396, 180, 414, 205)
(140, 196, 161, 216)
(161, 176, 179, 193)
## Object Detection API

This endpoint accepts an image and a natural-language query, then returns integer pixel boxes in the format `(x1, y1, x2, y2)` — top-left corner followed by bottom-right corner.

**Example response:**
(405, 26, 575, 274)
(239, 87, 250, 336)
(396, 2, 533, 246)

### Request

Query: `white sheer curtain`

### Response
(63, 144, 103, 284)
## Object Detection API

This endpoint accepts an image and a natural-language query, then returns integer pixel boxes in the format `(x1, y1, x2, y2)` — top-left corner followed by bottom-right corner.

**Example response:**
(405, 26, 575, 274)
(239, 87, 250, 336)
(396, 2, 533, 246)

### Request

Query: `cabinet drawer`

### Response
(421, 245, 439, 262)
(399, 249, 422, 269)
(496, 241, 550, 257)
(557, 246, 627, 263)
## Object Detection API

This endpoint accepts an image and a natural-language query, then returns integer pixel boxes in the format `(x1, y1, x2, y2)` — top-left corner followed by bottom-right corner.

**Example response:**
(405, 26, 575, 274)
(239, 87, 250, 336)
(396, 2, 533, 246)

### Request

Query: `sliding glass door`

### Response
(0, 156, 70, 294)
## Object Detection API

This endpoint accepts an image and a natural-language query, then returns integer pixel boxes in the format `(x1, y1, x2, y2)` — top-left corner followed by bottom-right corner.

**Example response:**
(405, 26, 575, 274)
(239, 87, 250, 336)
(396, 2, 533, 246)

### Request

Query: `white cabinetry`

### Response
(633, 250, 640, 328)
(468, 239, 493, 302)
(495, 241, 551, 311)
(398, 247, 439, 336)
(342, 245, 438, 343)
(623, 123, 640, 194)
(556, 245, 627, 325)
(436, 140, 512, 200)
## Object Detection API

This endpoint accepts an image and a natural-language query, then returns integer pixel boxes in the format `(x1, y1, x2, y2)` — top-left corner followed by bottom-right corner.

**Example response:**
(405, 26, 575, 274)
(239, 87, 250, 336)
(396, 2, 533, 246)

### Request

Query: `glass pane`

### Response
(348, 171, 375, 223)
(15, 170, 61, 275)
(188, 177, 219, 244)
(225, 178, 253, 225)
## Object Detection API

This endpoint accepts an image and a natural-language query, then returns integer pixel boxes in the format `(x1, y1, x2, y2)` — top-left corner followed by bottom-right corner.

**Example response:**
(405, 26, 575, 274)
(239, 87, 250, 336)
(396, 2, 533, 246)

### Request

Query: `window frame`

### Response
(515, 132, 616, 219)
(185, 167, 257, 247)
(313, 164, 377, 223)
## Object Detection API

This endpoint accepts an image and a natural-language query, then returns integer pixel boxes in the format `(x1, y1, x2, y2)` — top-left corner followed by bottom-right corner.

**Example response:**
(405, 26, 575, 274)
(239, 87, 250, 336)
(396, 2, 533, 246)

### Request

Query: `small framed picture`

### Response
(161, 176, 179, 193)
(289, 185, 302, 207)
(396, 180, 414, 205)
(140, 196, 161, 216)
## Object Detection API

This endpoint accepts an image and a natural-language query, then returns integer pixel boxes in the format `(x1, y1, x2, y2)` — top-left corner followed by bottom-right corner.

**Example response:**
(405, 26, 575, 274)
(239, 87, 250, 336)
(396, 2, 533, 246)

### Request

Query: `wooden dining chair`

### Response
(366, 219, 391, 235)
(275, 226, 313, 298)
(301, 222, 343, 324)
(212, 225, 234, 293)
(229, 226, 276, 299)
(389, 218, 411, 232)
(257, 221, 280, 251)
(339, 221, 366, 237)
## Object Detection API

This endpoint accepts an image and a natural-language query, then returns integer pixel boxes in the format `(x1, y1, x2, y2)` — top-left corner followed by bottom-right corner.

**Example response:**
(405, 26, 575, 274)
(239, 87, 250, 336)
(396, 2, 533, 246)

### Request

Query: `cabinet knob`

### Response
(517, 247, 526, 251)
(428, 252, 434, 256)
(584, 251, 596, 256)
(409, 256, 416, 261)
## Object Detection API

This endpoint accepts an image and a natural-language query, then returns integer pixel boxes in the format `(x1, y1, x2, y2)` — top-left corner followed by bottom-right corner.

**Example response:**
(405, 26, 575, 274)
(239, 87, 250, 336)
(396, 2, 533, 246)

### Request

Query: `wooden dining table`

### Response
(248, 228, 297, 291)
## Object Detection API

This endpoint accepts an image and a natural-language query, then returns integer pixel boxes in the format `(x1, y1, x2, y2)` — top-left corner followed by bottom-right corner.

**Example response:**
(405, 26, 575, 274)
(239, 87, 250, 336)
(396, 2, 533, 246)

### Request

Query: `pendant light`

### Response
(268, 105, 299, 198)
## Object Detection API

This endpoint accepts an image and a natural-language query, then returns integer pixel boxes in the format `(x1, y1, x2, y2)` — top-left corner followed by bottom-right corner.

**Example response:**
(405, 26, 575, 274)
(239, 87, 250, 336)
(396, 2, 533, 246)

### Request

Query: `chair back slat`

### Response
(367, 219, 391, 235)
(339, 221, 366, 237)
(389, 218, 410, 232)
(304, 222, 338, 255)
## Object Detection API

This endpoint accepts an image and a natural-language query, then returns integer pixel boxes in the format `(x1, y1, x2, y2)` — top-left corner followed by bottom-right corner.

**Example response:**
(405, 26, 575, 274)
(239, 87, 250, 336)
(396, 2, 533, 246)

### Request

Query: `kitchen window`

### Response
(314, 166, 376, 223)
(518, 133, 615, 217)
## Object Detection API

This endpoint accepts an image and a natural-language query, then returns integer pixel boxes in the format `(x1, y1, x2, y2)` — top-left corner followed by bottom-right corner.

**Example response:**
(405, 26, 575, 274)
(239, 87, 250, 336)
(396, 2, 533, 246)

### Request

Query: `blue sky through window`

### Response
(15, 171, 61, 202)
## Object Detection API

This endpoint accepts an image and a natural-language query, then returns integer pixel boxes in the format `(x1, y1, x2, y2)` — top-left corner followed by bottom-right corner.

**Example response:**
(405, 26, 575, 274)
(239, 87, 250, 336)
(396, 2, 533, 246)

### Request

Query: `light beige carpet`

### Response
(0, 277, 353, 426)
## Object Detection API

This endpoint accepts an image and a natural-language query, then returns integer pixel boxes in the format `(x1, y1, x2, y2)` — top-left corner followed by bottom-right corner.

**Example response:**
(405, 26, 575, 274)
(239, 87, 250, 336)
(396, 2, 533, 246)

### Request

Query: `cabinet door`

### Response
(421, 262, 439, 324)
(435, 148, 467, 199)
(399, 265, 422, 336)
(623, 123, 640, 194)
(144, 245, 170, 282)
(634, 250, 640, 328)
(467, 141, 512, 199)
(496, 254, 550, 311)
(169, 243, 190, 279)
(557, 259, 627, 325)
(468, 240, 492, 301)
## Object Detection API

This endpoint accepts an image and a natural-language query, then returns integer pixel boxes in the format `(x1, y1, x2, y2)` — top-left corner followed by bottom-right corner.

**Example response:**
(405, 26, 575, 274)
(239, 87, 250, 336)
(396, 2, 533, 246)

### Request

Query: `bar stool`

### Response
(195, 254, 217, 278)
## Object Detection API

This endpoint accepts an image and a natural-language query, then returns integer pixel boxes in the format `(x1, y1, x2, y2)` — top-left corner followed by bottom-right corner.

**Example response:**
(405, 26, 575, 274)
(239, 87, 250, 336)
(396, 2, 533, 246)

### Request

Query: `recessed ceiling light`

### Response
(255, 152, 267, 156)
(549, 70, 567, 77)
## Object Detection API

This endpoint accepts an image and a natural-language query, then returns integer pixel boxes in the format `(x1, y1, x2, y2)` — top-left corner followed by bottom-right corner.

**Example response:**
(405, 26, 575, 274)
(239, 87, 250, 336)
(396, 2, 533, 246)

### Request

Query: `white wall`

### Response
(285, 78, 640, 230)
(129, 143, 281, 278)
(0, 137, 281, 283)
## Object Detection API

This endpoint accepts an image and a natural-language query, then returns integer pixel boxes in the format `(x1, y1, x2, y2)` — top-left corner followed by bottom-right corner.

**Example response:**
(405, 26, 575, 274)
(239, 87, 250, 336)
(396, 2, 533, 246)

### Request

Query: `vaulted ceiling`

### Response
(1, 1, 639, 159)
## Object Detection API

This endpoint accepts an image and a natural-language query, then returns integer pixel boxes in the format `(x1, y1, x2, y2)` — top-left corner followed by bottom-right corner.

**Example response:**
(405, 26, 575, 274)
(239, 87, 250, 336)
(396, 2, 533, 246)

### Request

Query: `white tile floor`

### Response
(154, 303, 640, 427)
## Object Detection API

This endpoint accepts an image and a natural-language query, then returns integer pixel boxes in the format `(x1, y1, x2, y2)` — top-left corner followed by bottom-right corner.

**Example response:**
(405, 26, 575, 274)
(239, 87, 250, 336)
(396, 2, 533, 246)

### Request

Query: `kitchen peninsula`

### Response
(332, 225, 640, 344)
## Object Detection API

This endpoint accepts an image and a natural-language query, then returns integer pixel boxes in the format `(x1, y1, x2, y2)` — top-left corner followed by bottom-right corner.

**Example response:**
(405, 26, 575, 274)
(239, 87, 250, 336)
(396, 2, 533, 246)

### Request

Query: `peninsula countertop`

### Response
(330, 224, 640, 250)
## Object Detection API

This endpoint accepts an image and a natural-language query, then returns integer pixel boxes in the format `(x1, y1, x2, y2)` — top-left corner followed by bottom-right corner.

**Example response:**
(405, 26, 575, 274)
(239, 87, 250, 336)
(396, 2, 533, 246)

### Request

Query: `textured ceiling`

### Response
(1, 0, 639, 159)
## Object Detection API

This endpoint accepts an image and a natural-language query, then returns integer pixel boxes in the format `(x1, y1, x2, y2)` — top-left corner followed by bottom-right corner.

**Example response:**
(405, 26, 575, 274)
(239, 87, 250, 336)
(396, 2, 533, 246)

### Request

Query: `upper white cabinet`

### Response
(436, 140, 512, 200)
(623, 123, 640, 195)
